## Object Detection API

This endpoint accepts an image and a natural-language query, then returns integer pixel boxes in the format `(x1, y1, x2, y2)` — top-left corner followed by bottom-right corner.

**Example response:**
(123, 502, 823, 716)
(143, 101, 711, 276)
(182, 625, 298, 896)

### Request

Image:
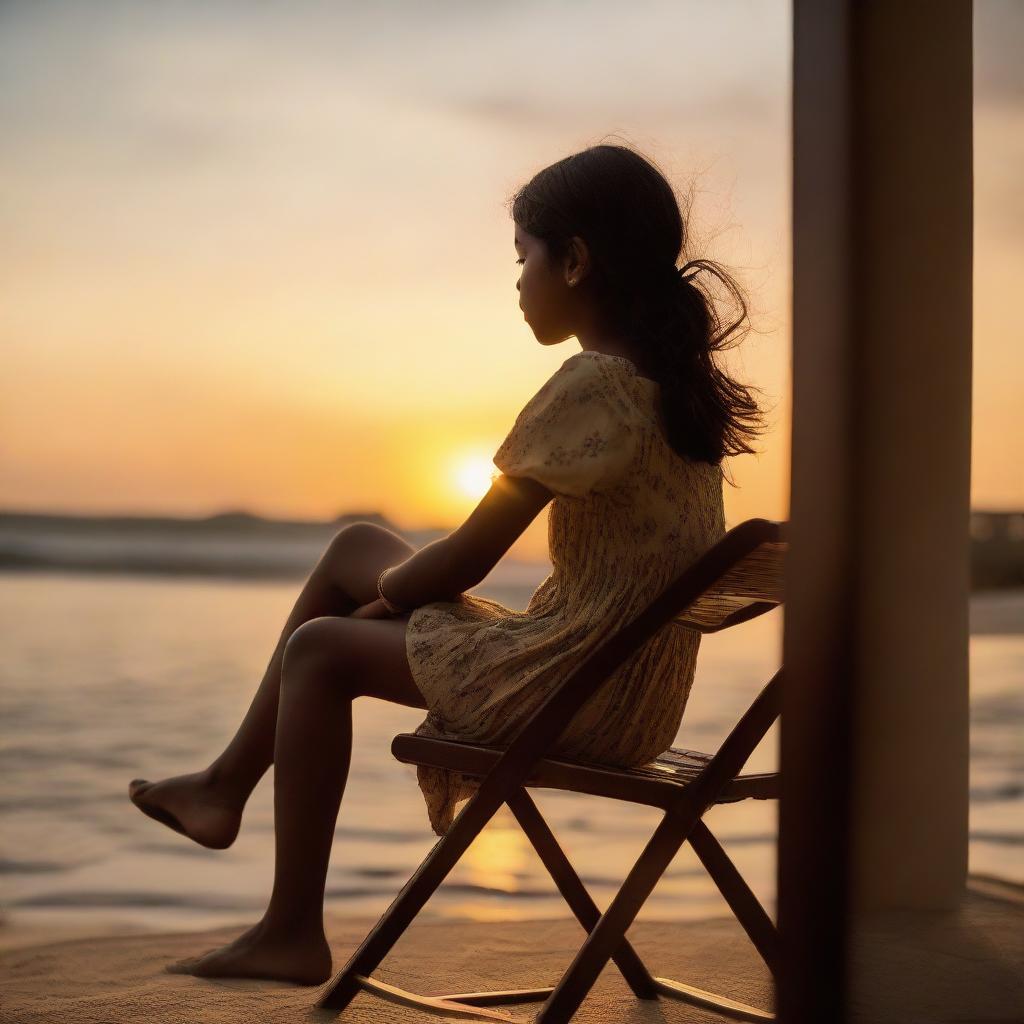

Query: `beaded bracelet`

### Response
(376, 566, 408, 614)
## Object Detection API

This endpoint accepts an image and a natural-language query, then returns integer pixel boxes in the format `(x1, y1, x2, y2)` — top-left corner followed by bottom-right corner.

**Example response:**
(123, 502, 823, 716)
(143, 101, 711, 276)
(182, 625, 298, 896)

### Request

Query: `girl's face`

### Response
(514, 224, 578, 347)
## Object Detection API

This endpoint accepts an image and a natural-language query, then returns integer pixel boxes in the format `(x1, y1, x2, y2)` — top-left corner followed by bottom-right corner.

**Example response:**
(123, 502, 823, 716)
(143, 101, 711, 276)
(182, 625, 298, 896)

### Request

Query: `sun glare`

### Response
(454, 453, 500, 500)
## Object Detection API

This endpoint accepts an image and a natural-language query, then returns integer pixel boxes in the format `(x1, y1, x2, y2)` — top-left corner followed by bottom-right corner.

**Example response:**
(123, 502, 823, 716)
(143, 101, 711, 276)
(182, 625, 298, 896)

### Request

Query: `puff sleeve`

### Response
(492, 354, 638, 498)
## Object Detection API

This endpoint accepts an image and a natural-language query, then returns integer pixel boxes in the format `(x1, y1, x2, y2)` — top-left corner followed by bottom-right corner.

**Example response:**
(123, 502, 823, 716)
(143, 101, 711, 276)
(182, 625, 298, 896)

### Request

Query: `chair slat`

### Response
(392, 734, 778, 810)
(673, 539, 786, 632)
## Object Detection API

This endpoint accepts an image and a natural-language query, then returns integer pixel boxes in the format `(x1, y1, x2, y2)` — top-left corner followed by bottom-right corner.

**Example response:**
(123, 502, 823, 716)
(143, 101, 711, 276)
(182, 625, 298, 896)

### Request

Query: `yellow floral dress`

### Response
(404, 349, 726, 835)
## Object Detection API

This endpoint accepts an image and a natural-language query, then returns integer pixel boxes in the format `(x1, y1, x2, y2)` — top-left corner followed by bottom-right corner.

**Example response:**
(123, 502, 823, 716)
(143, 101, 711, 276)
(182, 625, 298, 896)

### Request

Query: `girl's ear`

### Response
(564, 235, 591, 285)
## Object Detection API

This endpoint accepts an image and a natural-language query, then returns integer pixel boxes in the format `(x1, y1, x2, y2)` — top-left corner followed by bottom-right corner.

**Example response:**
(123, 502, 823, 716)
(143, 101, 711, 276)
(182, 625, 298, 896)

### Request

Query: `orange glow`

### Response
(0, 0, 1017, 551)
(461, 814, 532, 894)
(452, 453, 502, 502)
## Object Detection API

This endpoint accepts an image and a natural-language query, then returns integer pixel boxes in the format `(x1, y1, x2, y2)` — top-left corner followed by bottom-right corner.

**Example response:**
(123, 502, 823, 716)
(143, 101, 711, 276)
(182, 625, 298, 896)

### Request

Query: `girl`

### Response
(127, 142, 766, 985)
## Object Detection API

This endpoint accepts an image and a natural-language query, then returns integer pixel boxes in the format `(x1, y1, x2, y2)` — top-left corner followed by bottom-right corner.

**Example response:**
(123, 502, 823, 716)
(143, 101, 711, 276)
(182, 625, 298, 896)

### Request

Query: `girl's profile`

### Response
(127, 141, 767, 984)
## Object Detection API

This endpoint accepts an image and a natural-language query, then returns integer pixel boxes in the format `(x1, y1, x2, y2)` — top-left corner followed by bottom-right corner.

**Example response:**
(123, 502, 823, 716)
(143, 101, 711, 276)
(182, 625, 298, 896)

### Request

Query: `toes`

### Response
(165, 945, 221, 974)
(165, 957, 200, 974)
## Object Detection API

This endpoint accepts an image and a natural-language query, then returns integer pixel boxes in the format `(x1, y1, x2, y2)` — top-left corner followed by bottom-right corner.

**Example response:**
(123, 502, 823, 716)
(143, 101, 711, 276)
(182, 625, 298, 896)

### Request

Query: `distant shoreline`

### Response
(0, 510, 1020, 617)
(0, 508, 547, 583)
(0, 507, 442, 540)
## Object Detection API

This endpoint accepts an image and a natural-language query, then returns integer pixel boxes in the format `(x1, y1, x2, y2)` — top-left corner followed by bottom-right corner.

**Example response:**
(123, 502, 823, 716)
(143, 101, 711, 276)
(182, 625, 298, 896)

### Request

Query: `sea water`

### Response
(0, 567, 1020, 938)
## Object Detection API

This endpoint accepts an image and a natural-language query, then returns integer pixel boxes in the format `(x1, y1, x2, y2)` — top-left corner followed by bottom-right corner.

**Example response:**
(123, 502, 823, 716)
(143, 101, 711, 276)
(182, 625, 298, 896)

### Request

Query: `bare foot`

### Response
(165, 919, 332, 985)
(128, 768, 243, 850)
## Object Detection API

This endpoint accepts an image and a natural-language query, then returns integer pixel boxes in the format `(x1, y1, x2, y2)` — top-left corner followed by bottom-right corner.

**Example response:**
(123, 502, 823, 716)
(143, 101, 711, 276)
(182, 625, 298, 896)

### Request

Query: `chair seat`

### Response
(391, 733, 778, 809)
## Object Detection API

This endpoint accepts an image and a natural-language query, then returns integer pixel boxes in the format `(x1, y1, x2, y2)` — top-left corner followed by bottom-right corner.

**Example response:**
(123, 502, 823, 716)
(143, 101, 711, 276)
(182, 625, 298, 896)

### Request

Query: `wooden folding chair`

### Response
(315, 517, 786, 1023)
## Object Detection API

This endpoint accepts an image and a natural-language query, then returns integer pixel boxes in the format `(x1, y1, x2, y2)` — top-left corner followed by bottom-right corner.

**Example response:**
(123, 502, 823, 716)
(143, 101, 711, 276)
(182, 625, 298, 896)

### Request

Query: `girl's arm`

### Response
(381, 473, 553, 610)
(379, 535, 468, 608)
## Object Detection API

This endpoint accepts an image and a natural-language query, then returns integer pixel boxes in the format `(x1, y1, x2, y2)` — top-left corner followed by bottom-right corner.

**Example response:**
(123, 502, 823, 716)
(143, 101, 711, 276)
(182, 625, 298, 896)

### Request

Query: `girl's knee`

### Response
(282, 617, 354, 685)
(328, 521, 402, 558)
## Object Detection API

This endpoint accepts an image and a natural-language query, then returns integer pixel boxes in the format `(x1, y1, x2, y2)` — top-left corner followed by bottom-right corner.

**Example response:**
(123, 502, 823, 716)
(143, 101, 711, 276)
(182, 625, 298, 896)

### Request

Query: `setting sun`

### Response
(453, 453, 501, 501)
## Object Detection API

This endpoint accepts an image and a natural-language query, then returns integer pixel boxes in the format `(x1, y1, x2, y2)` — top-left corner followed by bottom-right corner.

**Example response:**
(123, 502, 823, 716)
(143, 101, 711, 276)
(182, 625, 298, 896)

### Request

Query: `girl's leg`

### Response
(128, 523, 416, 849)
(167, 612, 428, 984)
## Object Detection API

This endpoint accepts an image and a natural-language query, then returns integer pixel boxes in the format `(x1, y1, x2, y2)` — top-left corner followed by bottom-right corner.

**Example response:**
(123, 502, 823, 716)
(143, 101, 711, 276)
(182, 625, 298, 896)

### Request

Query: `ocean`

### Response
(0, 558, 1020, 940)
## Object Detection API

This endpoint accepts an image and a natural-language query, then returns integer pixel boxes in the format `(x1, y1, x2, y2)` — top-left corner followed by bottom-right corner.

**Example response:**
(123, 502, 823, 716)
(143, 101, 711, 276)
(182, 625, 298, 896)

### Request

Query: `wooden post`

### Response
(782, 1, 973, 1019)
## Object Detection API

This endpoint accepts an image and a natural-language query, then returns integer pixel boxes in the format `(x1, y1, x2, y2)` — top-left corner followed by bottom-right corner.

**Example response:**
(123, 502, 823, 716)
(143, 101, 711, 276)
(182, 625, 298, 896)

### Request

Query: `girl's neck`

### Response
(575, 334, 655, 380)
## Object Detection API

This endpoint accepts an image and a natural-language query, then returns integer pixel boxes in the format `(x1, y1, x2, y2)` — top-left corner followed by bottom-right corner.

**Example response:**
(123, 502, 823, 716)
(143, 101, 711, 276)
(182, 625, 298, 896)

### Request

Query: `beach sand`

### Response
(1, 881, 1022, 1023)
(0, 912, 774, 1023)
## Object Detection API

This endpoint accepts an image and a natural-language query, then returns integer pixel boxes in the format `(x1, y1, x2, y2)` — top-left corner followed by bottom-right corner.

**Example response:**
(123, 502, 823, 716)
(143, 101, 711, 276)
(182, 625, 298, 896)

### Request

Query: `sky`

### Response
(1, 0, 1020, 561)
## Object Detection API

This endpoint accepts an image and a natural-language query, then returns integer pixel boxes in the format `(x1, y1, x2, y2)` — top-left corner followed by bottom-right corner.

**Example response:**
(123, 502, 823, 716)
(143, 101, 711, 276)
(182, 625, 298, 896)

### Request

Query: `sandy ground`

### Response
(1, 881, 1021, 1023)
(0, 913, 775, 1023)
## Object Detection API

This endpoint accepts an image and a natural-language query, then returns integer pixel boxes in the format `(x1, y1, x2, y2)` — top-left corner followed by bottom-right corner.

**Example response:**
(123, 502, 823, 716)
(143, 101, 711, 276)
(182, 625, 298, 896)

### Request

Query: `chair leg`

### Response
(315, 789, 506, 1014)
(534, 799, 699, 1024)
(505, 788, 660, 1000)
(686, 818, 781, 977)
(533, 802, 777, 1024)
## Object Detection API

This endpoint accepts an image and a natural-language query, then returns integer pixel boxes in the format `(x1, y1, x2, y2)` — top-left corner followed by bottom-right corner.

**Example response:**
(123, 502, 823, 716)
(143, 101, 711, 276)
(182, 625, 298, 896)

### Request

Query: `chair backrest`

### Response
(672, 521, 787, 633)
(658, 519, 787, 812)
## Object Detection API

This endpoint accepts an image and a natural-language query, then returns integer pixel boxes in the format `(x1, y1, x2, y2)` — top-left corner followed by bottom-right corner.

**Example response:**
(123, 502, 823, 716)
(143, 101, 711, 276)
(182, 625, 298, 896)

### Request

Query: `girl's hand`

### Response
(349, 598, 400, 620)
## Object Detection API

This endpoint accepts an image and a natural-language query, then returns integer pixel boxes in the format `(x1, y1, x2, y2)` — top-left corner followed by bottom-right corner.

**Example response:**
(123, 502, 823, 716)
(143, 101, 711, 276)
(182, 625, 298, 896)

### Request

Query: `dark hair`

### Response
(506, 142, 768, 472)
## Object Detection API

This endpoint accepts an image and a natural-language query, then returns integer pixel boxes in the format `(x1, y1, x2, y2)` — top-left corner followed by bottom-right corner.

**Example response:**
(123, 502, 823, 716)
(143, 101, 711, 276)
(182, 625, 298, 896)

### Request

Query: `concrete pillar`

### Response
(781, 0, 973, 1018)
